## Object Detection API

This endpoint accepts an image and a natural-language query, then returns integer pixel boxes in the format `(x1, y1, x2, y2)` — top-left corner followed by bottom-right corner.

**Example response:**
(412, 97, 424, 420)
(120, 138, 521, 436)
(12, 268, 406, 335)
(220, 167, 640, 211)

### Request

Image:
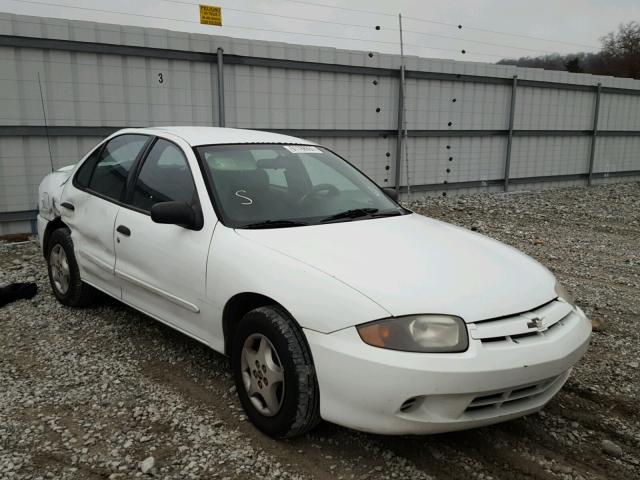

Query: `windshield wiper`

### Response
(320, 208, 379, 223)
(241, 220, 309, 229)
(372, 210, 403, 218)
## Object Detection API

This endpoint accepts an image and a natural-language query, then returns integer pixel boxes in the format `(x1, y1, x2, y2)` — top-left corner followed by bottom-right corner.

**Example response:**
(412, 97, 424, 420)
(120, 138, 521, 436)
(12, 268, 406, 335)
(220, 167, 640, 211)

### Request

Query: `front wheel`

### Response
(232, 305, 321, 438)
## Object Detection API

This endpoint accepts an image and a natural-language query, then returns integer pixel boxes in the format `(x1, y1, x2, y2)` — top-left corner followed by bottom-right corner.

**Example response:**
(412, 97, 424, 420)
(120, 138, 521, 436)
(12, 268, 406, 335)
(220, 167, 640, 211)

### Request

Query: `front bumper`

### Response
(304, 306, 591, 435)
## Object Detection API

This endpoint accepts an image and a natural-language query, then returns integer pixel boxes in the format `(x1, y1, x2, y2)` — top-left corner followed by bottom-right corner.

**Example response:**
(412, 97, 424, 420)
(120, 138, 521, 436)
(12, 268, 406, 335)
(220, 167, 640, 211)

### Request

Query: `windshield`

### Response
(196, 144, 405, 228)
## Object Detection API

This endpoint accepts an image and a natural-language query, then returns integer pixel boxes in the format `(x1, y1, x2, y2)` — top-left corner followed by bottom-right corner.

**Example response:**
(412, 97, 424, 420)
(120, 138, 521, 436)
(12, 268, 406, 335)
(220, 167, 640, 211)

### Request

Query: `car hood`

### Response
(237, 213, 557, 325)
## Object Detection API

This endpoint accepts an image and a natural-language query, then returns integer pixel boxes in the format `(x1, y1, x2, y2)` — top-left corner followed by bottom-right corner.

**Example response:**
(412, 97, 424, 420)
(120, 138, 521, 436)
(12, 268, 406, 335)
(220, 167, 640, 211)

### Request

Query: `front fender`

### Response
(207, 225, 391, 333)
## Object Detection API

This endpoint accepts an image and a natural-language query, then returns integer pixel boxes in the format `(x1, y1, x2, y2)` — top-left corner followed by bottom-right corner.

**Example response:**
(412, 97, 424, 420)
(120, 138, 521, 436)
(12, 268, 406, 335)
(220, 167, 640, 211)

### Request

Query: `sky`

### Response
(0, 0, 638, 63)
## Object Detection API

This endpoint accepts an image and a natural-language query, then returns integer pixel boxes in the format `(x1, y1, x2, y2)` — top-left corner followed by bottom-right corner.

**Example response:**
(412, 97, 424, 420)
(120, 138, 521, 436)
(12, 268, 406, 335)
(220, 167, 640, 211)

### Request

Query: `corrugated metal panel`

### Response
(0, 219, 33, 235)
(3, 12, 640, 90)
(509, 179, 586, 191)
(0, 46, 217, 127)
(0, 135, 102, 212)
(225, 65, 397, 130)
(406, 184, 505, 201)
(509, 136, 591, 178)
(594, 136, 640, 173)
(407, 136, 507, 186)
(598, 93, 640, 131)
(514, 87, 595, 130)
(405, 79, 511, 130)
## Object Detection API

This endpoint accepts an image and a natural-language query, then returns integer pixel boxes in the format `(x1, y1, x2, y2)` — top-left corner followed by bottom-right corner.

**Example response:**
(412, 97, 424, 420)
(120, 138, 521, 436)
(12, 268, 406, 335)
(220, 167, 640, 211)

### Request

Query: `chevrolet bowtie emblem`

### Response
(527, 317, 546, 331)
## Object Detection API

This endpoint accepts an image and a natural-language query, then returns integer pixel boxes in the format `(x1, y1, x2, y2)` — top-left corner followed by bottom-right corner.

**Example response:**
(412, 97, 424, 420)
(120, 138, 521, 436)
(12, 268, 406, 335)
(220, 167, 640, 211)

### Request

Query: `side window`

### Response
(88, 135, 147, 201)
(74, 146, 102, 188)
(131, 139, 198, 212)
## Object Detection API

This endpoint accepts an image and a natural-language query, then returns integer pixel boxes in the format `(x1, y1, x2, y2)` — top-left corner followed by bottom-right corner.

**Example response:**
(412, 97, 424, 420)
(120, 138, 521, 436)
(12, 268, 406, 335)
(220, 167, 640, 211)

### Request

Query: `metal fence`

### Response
(1, 13, 640, 234)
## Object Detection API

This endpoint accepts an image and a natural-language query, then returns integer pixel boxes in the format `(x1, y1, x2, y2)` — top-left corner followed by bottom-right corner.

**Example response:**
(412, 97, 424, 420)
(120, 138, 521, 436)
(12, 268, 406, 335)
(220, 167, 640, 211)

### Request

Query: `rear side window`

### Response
(130, 139, 198, 212)
(75, 147, 102, 188)
(87, 135, 148, 201)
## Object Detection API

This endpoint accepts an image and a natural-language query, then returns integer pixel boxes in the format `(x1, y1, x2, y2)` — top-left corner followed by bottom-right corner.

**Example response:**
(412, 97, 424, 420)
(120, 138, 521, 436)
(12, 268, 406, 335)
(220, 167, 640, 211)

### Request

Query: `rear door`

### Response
(113, 136, 217, 342)
(62, 134, 150, 297)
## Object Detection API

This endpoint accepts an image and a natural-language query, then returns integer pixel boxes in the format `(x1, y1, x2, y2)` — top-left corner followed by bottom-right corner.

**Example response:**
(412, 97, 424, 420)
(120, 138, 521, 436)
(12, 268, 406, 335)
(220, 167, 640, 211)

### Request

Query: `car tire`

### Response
(232, 305, 321, 438)
(46, 228, 96, 307)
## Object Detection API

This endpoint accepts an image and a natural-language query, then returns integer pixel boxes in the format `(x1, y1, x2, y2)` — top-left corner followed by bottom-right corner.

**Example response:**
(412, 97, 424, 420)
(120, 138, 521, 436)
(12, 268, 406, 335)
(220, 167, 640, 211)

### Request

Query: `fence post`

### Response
(394, 70, 404, 196)
(503, 75, 518, 192)
(587, 82, 602, 186)
(216, 47, 226, 127)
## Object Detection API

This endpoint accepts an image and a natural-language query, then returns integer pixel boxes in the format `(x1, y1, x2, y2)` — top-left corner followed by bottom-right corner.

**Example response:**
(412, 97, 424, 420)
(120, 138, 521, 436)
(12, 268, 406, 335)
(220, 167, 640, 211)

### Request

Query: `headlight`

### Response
(356, 315, 468, 353)
(555, 281, 577, 308)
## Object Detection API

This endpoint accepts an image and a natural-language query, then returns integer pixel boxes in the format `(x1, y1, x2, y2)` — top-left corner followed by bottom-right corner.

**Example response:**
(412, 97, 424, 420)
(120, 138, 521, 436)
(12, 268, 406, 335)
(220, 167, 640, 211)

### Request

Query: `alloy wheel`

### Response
(49, 244, 70, 295)
(240, 333, 285, 417)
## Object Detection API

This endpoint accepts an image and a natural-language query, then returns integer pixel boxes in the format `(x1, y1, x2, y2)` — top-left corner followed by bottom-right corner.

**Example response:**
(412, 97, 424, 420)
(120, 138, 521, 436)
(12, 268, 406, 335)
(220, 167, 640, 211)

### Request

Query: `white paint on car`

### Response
(37, 126, 591, 436)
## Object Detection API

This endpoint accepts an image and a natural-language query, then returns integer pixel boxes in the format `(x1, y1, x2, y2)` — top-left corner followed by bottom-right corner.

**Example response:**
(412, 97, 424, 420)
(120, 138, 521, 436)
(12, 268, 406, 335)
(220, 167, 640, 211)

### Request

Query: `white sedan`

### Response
(37, 126, 591, 438)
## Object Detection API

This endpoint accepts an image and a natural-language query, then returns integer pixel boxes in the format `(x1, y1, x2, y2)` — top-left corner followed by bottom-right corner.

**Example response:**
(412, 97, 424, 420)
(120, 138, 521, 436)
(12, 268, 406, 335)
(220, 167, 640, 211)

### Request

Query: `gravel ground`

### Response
(1, 182, 639, 480)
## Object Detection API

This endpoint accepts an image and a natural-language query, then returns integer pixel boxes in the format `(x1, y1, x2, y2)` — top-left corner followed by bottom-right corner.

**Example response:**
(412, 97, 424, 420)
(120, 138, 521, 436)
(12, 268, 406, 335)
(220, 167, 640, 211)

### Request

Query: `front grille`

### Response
(470, 299, 574, 346)
(481, 317, 566, 344)
(465, 375, 560, 413)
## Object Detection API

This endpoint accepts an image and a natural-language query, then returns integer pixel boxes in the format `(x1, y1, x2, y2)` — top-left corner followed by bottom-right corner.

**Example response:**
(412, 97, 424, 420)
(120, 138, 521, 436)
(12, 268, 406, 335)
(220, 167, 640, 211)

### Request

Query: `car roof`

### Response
(138, 126, 317, 147)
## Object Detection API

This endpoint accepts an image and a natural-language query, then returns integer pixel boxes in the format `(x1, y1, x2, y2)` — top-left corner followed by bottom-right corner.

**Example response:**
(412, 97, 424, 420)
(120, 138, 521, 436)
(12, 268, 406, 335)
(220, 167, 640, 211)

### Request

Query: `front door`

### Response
(113, 137, 216, 342)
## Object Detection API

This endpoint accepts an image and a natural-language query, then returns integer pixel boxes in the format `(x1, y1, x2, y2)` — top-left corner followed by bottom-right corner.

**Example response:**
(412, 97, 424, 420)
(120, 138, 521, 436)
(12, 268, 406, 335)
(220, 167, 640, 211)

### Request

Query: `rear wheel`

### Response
(232, 305, 320, 438)
(46, 228, 96, 307)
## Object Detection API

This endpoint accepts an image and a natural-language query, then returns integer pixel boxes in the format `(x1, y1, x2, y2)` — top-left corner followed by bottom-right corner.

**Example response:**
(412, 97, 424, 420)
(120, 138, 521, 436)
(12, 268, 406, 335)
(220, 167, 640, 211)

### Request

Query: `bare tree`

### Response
(600, 21, 640, 78)
(497, 22, 640, 79)
(564, 57, 583, 73)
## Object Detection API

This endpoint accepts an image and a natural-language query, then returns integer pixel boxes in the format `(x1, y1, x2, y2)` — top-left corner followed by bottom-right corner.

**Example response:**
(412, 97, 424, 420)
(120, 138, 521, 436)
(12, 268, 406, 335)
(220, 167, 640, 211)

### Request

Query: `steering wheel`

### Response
(296, 183, 340, 205)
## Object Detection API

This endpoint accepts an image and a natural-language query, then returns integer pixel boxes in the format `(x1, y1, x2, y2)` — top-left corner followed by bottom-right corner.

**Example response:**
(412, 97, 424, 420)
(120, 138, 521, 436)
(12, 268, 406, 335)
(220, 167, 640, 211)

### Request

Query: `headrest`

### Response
(213, 168, 269, 196)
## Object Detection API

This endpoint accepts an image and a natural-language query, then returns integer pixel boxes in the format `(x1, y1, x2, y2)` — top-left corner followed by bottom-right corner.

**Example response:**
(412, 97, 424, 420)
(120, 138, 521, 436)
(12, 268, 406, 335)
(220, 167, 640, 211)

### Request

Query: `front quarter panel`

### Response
(206, 225, 391, 334)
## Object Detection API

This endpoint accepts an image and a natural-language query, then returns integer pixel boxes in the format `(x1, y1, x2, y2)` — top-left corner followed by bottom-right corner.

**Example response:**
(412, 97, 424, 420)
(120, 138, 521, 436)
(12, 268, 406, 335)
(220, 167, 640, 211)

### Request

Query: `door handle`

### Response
(116, 225, 131, 237)
(60, 202, 75, 211)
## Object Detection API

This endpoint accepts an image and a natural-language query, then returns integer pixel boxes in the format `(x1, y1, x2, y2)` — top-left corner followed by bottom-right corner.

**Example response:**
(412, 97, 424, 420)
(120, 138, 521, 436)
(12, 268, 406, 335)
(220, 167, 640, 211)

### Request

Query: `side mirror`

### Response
(151, 201, 199, 230)
(382, 187, 399, 202)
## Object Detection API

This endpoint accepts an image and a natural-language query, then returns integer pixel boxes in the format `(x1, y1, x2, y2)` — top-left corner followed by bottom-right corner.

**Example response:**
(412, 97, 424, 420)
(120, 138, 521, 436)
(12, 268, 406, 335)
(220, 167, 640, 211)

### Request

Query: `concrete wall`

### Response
(1, 13, 640, 233)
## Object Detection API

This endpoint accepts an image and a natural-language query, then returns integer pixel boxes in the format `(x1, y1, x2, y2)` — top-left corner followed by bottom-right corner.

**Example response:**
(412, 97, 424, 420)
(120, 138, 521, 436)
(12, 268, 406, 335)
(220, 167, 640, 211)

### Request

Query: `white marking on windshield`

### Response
(235, 190, 253, 205)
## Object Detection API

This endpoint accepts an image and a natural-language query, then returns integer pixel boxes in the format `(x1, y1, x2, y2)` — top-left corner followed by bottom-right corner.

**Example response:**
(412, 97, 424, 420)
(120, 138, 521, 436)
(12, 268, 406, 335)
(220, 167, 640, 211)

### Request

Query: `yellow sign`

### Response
(199, 5, 222, 26)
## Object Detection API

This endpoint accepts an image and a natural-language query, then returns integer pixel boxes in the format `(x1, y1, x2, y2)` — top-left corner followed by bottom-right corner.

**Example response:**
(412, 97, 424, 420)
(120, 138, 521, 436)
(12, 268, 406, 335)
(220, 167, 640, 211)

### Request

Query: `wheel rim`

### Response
(240, 333, 285, 417)
(49, 244, 70, 295)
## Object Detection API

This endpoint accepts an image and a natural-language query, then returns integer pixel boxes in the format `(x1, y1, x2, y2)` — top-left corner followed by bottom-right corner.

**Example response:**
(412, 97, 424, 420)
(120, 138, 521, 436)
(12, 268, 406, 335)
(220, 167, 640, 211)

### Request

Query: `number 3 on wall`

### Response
(158, 73, 164, 84)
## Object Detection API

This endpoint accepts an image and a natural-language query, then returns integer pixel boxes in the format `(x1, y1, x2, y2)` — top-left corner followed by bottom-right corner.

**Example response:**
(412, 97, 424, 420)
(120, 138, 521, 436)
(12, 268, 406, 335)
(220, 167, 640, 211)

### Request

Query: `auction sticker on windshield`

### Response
(283, 145, 322, 154)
